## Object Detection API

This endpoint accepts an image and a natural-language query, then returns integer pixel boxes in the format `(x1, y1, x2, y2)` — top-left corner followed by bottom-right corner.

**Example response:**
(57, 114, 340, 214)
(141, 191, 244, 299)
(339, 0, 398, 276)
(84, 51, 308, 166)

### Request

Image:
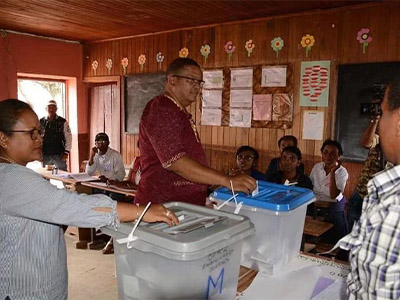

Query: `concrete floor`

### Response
(66, 235, 118, 300)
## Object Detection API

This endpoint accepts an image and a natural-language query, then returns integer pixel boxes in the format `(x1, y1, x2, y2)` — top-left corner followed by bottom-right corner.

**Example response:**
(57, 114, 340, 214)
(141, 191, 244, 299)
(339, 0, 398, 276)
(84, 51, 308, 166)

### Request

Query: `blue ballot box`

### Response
(211, 181, 315, 275)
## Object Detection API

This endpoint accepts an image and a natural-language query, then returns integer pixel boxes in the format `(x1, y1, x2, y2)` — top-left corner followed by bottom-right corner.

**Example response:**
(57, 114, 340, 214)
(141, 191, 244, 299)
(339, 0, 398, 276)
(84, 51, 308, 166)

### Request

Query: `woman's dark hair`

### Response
(387, 78, 400, 111)
(278, 135, 298, 147)
(282, 146, 302, 160)
(236, 145, 259, 161)
(166, 58, 200, 76)
(0, 99, 34, 135)
(321, 139, 343, 156)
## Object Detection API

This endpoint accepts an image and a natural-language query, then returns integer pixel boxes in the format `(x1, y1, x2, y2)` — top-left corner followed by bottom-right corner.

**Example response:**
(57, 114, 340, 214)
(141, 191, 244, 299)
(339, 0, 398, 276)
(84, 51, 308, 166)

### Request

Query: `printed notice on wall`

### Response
(302, 110, 324, 140)
(201, 108, 222, 126)
(261, 65, 287, 87)
(202, 89, 222, 108)
(229, 108, 252, 128)
(231, 68, 253, 88)
(230, 89, 253, 108)
(253, 94, 272, 120)
(203, 70, 224, 89)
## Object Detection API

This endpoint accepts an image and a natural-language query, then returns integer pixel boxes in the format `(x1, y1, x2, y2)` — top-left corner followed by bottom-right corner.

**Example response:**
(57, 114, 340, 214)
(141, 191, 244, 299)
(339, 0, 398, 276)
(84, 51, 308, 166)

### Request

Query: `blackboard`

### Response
(125, 72, 166, 134)
(336, 62, 400, 162)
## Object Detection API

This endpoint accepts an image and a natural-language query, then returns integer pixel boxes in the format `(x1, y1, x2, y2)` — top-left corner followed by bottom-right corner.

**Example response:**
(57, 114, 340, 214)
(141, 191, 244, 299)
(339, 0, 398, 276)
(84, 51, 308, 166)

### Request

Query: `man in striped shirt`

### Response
(340, 79, 400, 299)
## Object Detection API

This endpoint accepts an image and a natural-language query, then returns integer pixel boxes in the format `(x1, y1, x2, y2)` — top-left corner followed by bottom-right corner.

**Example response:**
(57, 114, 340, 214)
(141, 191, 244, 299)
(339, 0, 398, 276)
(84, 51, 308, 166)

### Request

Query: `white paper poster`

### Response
(202, 89, 222, 107)
(201, 108, 222, 126)
(231, 68, 253, 88)
(261, 65, 287, 87)
(203, 70, 224, 89)
(302, 110, 324, 140)
(229, 108, 252, 128)
(253, 94, 272, 120)
(230, 89, 253, 108)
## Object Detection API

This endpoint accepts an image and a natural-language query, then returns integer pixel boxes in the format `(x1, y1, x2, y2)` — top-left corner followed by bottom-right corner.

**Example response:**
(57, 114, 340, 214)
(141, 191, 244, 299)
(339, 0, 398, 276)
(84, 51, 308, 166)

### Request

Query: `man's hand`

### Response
(90, 147, 98, 158)
(329, 161, 341, 174)
(228, 174, 257, 195)
(61, 153, 68, 162)
(227, 167, 242, 176)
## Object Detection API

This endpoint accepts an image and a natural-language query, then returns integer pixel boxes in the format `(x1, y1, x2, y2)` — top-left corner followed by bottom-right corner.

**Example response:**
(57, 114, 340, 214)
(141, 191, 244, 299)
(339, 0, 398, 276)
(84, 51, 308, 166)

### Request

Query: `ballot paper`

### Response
(239, 254, 349, 300)
(240, 266, 321, 300)
(68, 173, 99, 182)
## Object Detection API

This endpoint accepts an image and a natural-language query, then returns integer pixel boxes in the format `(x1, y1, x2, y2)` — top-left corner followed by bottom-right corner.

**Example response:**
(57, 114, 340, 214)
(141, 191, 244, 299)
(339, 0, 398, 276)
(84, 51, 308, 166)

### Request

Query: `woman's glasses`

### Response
(237, 154, 255, 161)
(6, 128, 45, 140)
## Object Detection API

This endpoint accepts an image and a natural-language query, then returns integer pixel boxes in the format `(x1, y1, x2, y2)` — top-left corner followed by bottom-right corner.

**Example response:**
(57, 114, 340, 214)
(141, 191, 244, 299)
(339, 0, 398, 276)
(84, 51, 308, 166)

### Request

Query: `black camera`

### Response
(360, 83, 385, 115)
(360, 102, 382, 115)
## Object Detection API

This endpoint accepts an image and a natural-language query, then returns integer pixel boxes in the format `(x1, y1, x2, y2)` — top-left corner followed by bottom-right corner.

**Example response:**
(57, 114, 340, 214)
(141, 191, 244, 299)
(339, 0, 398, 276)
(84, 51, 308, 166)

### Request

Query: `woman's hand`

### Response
(141, 204, 179, 226)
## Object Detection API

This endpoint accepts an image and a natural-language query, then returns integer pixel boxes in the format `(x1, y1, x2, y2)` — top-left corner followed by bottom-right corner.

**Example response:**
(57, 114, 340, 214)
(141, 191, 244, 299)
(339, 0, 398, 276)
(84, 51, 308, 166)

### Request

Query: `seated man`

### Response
(85, 132, 125, 182)
(266, 146, 313, 190)
(228, 146, 266, 181)
(265, 135, 305, 178)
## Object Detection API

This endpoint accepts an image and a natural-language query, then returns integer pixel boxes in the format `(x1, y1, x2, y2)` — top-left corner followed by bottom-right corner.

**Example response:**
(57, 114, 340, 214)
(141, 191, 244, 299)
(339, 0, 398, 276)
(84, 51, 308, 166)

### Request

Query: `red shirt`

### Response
(135, 95, 208, 206)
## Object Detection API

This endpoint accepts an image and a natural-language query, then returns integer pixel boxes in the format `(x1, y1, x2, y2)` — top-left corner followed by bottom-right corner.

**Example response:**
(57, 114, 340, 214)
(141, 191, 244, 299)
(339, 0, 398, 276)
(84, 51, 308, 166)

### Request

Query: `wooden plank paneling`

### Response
(82, 2, 400, 198)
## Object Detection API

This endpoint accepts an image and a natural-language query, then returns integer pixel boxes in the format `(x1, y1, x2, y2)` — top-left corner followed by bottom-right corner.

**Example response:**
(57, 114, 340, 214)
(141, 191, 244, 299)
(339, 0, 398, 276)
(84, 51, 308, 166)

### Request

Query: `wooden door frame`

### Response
(83, 76, 122, 152)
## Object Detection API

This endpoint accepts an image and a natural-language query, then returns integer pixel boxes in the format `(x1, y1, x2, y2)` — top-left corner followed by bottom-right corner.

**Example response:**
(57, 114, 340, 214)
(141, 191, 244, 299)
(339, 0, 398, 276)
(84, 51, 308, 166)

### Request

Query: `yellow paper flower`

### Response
(138, 54, 146, 65)
(301, 34, 315, 48)
(179, 47, 189, 58)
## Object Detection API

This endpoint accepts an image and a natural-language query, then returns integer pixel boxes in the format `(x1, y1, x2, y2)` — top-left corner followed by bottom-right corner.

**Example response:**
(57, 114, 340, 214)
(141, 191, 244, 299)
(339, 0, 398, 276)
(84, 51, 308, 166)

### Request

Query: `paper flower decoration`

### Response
(300, 34, 315, 58)
(121, 57, 129, 75)
(224, 41, 236, 61)
(179, 47, 189, 58)
(138, 54, 146, 71)
(200, 44, 211, 62)
(245, 39, 255, 57)
(271, 37, 284, 58)
(106, 58, 112, 74)
(91, 60, 98, 75)
(357, 28, 372, 54)
(156, 52, 164, 68)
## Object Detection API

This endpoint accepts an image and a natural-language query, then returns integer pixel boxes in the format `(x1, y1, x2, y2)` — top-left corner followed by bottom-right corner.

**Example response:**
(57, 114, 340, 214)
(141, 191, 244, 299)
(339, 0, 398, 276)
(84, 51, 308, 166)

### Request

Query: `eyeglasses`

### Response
(6, 128, 45, 140)
(172, 74, 205, 88)
(95, 140, 108, 144)
(237, 154, 255, 161)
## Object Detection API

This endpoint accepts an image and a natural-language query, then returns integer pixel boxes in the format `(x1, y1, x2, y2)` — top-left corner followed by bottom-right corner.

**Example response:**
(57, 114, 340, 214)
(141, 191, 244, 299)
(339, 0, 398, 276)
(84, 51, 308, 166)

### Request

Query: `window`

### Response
(17, 78, 66, 119)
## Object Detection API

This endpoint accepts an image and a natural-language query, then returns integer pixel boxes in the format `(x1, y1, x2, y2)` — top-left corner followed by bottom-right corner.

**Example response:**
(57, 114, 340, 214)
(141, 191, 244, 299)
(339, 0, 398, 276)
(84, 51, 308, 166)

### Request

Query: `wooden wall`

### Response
(82, 2, 400, 198)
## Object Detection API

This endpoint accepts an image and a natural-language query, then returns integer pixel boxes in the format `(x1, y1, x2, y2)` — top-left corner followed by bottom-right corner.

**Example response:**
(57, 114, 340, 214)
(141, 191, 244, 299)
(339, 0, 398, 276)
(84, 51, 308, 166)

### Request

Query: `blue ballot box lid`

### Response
(212, 181, 315, 212)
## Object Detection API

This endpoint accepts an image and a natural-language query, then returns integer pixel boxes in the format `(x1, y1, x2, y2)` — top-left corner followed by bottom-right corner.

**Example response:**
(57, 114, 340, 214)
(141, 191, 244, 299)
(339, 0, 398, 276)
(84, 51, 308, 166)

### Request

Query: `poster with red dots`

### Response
(300, 60, 330, 107)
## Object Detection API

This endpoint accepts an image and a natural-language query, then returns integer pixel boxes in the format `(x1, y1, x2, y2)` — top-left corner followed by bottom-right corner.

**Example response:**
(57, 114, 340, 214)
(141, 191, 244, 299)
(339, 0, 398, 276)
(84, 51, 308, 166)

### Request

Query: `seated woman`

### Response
(266, 146, 313, 190)
(265, 135, 305, 178)
(310, 139, 349, 244)
(228, 146, 266, 181)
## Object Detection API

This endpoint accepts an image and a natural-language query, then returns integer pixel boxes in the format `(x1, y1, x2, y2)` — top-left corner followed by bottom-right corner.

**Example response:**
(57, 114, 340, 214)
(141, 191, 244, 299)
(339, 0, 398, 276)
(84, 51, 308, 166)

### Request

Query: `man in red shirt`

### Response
(135, 58, 256, 206)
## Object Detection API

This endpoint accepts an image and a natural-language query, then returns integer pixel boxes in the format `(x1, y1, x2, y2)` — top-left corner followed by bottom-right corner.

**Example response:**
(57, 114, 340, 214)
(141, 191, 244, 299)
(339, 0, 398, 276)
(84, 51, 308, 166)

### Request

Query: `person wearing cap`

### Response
(40, 100, 72, 171)
(85, 132, 125, 182)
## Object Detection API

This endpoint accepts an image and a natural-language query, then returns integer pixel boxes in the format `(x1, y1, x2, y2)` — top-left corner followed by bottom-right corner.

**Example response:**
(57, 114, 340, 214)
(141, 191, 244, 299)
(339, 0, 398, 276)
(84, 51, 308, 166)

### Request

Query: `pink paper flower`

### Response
(224, 41, 236, 61)
(357, 28, 372, 54)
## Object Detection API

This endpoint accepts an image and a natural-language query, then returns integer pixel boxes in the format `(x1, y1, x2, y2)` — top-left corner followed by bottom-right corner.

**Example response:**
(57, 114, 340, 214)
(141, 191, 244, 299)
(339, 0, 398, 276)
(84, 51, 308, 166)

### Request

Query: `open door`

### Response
(89, 83, 120, 151)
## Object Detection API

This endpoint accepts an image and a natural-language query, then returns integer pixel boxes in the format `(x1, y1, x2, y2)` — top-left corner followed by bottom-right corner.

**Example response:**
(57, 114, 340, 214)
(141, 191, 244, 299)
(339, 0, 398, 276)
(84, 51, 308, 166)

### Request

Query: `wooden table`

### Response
(81, 181, 137, 197)
(303, 216, 333, 237)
